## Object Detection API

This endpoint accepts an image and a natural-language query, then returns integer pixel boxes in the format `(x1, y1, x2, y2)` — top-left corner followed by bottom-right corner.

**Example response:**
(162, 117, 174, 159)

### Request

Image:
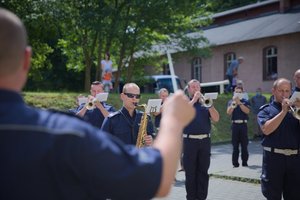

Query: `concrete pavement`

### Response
(154, 140, 266, 200)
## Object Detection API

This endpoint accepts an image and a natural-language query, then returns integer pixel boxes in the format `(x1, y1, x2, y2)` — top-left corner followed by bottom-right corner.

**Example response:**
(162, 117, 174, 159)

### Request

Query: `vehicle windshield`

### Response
(156, 78, 182, 93)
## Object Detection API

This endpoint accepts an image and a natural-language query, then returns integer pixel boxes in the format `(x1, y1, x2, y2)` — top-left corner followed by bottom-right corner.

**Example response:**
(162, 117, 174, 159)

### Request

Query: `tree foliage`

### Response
(1, 0, 259, 91)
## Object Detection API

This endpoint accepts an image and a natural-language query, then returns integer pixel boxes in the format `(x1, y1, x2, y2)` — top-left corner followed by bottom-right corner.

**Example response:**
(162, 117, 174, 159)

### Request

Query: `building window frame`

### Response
(191, 57, 202, 82)
(224, 52, 236, 79)
(263, 46, 278, 81)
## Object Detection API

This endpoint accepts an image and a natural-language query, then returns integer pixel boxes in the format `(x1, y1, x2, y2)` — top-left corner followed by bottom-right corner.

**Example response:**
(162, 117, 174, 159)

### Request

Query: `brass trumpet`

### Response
(199, 94, 213, 108)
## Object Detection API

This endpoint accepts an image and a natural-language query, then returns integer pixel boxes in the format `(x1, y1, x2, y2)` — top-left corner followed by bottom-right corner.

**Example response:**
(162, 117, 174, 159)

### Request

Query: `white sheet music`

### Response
(204, 92, 218, 100)
(146, 99, 162, 114)
(290, 91, 300, 103)
(78, 97, 88, 105)
(233, 92, 245, 100)
(95, 93, 109, 102)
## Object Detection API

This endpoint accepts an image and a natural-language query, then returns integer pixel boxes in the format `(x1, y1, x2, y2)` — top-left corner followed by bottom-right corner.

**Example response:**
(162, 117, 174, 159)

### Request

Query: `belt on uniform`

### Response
(232, 120, 247, 124)
(263, 147, 299, 156)
(183, 134, 210, 140)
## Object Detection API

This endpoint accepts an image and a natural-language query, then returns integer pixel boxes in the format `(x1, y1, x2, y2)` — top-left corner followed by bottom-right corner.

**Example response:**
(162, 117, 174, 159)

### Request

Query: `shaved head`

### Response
(0, 8, 27, 76)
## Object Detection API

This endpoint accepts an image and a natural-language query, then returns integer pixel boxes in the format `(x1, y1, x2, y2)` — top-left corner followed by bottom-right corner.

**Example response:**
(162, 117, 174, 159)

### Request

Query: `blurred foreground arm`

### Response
(153, 90, 195, 197)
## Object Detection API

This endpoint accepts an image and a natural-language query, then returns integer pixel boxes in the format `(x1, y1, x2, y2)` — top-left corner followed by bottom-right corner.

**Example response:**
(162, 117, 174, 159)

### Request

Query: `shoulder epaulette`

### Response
(47, 108, 85, 121)
(108, 110, 120, 118)
(259, 104, 269, 110)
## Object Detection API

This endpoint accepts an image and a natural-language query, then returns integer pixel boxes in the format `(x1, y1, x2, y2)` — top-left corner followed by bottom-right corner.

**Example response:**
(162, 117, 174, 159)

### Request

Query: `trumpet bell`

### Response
(86, 102, 95, 110)
(231, 101, 237, 109)
(292, 107, 300, 120)
(200, 97, 213, 108)
(86, 98, 98, 110)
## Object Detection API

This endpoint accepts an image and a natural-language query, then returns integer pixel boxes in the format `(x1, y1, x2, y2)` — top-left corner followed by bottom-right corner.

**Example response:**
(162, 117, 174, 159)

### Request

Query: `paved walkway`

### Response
(154, 140, 267, 200)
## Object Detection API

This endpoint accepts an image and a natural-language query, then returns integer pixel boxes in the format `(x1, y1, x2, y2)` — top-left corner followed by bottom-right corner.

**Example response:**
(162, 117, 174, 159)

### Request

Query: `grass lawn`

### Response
(23, 91, 272, 144)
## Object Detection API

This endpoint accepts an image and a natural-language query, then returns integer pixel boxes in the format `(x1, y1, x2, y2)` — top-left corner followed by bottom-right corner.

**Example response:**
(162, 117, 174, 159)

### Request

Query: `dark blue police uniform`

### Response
(228, 98, 250, 167)
(76, 102, 115, 128)
(0, 89, 162, 200)
(154, 112, 161, 129)
(183, 101, 212, 200)
(101, 106, 155, 145)
(257, 101, 300, 200)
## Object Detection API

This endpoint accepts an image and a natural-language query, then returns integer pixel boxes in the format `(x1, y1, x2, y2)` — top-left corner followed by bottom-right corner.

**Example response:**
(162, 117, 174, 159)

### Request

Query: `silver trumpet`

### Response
(199, 94, 213, 108)
(283, 97, 300, 120)
(231, 101, 237, 109)
(86, 98, 99, 110)
(289, 106, 300, 120)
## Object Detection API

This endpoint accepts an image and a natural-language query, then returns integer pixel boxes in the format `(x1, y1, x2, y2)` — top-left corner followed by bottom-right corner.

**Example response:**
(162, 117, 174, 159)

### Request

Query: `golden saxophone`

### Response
(135, 103, 148, 148)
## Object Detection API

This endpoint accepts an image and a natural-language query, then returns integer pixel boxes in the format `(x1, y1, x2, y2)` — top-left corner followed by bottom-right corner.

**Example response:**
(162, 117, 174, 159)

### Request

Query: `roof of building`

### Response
(197, 9, 300, 46)
(212, 0, 279, 18)
(135, 1, 300, 56)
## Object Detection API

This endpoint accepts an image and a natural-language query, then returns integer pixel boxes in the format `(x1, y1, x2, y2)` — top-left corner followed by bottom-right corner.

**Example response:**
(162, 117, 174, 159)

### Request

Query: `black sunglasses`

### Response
(124, 93, 141, 99)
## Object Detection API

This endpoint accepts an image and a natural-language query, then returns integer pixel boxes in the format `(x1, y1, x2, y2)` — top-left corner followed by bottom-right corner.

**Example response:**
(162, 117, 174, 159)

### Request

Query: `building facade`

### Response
(166, 0, 300, 93)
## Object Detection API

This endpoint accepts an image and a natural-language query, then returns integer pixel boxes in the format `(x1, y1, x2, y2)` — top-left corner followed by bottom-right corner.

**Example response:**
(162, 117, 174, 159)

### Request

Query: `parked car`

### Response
(142, 75, 183, 94)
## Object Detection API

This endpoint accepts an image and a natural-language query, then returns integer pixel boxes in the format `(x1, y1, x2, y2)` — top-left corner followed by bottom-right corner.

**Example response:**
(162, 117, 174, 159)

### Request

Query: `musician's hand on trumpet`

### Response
(230, 94, 241, 109)
(282, 97, 300, 120)
(190, 91, 201, 104)
(281, 97, 291, 113)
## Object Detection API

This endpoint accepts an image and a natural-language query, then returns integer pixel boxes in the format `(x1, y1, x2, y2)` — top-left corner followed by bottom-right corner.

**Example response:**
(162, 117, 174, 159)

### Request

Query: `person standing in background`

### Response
(153, 88, 169, 131)
(250, 87, 267, 139)
(293, 69, 300, 93)
(225, 57, 244, 94)
(101, 52, 113, 92)
(227, 86, 250, 168)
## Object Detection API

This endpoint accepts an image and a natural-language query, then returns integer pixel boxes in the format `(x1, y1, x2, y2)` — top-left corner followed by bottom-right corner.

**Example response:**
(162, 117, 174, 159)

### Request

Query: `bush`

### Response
(23, 92, 258, 144)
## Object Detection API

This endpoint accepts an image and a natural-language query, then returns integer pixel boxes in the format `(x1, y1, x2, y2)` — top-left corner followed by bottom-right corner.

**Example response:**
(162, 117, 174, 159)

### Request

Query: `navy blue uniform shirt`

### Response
(154, 113, 162, 128)
(257, 101, 300, 149)
(77, 101, 115, 128)
(101, 107, 154, 145)
(183, 101, 211, 134)
(0, 89, 162, 200)
(227, 99, 250, 120)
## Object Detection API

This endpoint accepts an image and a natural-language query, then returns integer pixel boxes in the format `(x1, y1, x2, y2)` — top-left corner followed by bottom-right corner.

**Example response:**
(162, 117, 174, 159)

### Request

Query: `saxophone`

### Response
(135, 104, 148, 148)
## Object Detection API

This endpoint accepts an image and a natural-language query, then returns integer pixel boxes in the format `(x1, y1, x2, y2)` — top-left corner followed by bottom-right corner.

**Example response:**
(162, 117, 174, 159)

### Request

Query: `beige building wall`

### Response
(172, 32, 300, 93)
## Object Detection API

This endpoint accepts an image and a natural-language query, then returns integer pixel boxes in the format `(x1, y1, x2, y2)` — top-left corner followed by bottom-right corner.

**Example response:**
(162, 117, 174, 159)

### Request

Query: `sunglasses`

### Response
(124, 93, 141, 99)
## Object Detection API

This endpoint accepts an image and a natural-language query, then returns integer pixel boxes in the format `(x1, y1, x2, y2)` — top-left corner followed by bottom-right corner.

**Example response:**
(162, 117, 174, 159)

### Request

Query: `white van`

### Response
(143, 75, 183, 93)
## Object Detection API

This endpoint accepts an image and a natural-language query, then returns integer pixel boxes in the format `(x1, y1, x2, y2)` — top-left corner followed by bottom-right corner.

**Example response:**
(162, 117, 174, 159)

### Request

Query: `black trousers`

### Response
(183, 138, 211, 200)
(261, 150, 300, 200)
(231, 123, 248, 166)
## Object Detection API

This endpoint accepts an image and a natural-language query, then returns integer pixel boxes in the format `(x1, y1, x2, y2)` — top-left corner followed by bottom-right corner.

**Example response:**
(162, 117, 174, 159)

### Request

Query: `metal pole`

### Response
(166, 50, 178, 93)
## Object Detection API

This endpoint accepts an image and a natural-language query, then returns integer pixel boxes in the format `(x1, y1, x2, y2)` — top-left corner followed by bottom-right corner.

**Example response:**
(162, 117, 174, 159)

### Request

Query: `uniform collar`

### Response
(0, 89, 24, 103)
(121, 106, 137, 119)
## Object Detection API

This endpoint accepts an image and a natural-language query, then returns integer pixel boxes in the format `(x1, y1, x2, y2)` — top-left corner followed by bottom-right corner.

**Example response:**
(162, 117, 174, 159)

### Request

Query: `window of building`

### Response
(224, 53, 236, 79)
(263, 46, 278, 80)
(192, 57, 202, 82)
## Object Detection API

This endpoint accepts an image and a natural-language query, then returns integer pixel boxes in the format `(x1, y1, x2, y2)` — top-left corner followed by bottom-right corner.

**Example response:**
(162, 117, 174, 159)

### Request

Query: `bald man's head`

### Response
(0, 8, 27, 77)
